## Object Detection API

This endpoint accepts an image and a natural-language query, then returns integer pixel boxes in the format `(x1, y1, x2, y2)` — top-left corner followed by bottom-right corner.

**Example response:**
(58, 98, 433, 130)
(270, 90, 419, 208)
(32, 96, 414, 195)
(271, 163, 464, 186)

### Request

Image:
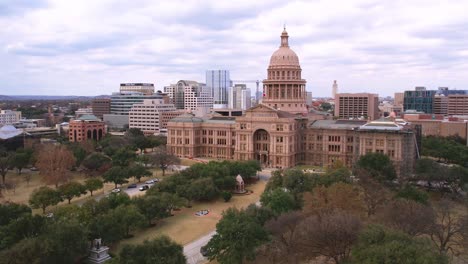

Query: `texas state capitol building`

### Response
(167, 29, 419, 177)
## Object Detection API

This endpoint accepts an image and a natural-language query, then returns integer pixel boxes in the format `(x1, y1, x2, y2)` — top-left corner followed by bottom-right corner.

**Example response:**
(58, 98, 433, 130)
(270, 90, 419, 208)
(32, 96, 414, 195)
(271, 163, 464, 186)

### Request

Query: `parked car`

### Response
(200, 245, 210, 257)
(127, 184, 137, 189)
(111, 188, 121, 193)
(139, 185, 149, 191)
(145, 179, 159, 184)
(29, 167, 38, 171)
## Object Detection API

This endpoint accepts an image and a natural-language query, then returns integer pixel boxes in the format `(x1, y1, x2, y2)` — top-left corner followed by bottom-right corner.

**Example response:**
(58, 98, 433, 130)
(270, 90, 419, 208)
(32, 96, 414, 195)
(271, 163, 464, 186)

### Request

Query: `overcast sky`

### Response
(1, 0, 467, 97)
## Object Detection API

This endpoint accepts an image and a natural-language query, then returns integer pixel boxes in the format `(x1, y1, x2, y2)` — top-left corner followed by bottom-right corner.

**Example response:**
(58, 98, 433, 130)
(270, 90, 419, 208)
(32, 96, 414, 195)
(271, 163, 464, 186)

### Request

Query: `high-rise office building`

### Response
(228, 84, 251, 110)
(92, 98, 111, 119)
(403, 87, 437, 114)
(335, 93, 379, 120)
(206, 70, 230, 107)
(164, 80, 213, 111)
(394, 92, 404, 106)
(120, 83, 155, 95)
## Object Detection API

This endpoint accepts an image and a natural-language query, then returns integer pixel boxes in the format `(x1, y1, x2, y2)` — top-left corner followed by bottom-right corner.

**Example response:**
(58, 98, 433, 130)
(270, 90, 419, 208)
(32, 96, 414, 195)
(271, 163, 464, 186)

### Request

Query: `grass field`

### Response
(113, 180, 267, 253)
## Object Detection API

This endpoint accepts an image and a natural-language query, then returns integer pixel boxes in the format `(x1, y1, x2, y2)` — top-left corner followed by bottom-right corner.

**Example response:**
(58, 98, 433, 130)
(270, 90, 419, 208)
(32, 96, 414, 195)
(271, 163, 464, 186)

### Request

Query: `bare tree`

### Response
(357, 169, 390, 217)
(260, 211, 305, 263)
(380, 199, 435, 237)
(303, 182, 364, 216)
(296, 210, 362, 264)
(35, 144, 75, 188)
(429, 199, 467, 257)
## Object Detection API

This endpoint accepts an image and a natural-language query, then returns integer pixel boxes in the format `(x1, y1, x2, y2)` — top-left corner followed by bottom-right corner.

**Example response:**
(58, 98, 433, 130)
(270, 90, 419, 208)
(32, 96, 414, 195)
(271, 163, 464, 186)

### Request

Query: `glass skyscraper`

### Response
(206, 70, 231, 106)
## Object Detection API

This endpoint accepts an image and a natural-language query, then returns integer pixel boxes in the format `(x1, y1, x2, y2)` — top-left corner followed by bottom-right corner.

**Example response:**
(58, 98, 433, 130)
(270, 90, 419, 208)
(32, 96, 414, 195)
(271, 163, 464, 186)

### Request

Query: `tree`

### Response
(355, 152, 397, 182)
(35, 144, 75, 187)
(260, 188, 297, 215)
(352, 225, 447, 264)
(356, 169, 390, 217)
(81, 152, 112, 175)
(206, 207, 269, 264)
(320, 102, 332, 111)
(260, 211, 304, 263)
(113, 204, 146, 237)
(129, 164, 152, 182)
(41, 219, 89, 263)
(103, 166, 130, 188)
(429, 199, 467, 256)
(380, 199, 435, 237)
(0, 237, 46, 264)
(112, 147, 137, 167)
(118, 236, 186, 264)
(0, 152, 12, 184)
(296, 210, 362, 264)
(29, 186, 62, 213)
(159, 192, 186, 216)
(58, 181, 87, 204)
(133, 195, 169, 226)
(151, 146, 180, 176)
(0, 202, 32, 226)
(395, 184, 429, 204)
(0, 214, 45, 251)
(222, 191, 232, 202)
(84, 177, 103, 196)
(11, 152, 30, 175)
(304, 182, 364, 216)
(136, 154, 152, 168)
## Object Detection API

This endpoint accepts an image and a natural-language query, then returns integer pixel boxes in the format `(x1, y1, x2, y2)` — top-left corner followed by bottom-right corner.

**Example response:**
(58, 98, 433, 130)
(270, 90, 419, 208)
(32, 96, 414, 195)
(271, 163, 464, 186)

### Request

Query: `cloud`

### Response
(1, 0, 468, 97)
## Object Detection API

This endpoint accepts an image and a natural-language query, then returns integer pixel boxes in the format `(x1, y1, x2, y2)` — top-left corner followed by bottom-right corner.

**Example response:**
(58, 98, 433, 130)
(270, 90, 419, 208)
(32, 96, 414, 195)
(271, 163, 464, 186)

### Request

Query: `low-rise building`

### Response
(69, 115, 106, 142)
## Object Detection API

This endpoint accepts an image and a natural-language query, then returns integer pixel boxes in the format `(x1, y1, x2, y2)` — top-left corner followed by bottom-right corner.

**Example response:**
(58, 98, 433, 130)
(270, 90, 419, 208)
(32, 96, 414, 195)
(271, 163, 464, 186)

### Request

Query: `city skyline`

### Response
(1, 0, 468, 97)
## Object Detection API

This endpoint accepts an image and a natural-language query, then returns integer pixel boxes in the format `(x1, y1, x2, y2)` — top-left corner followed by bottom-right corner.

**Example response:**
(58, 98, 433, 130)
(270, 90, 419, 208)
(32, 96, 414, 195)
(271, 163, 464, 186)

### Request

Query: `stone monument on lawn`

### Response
(234, 174, 246, 194)
(88, 238, 111, 264)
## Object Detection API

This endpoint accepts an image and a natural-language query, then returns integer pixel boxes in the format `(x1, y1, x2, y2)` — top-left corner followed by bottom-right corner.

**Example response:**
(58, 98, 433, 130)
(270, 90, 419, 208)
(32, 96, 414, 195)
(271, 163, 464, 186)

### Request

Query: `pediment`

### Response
(244, 104, 280, 118)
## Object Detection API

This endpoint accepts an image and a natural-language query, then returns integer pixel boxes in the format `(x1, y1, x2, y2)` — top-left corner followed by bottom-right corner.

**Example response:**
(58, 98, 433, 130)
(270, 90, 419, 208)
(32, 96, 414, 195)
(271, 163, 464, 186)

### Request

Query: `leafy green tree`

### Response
(112, 148, 137, 167)
(136, 154, 152, 168)
(81, 152, 112, 175)
(150, 146, 180, 176)
(320, 102, 332, 111)
(58, 181, 87, 204)
(0, 215, 45, 250)
(352, 225, 448, 264)
(206, 207, 269, 264)
(118, 236, 186, 264)
(260, 188, 297, 215)
(129, 164, 152, 182)
(0, 202, 31, 226)
(0, 151, 12, 184)
(244, 204, 275, 226)
(355, 152, 397, 182)
(29, 186, 62, 213)
(103, 166, 130, 188)
(265, 170, 284, 191)
(222, 191, 232, 202)
(188, 177, 219, 201)
(42, 219, 89, 263)
(11, 151, 31, 175)
(395, 185, 429, 205)
(159, 192, 186, 216)
(114, 204, 146, 237)
(0, 237, 46, 264)
(85, 177, 104, 196)
(133, 195, 169, 226)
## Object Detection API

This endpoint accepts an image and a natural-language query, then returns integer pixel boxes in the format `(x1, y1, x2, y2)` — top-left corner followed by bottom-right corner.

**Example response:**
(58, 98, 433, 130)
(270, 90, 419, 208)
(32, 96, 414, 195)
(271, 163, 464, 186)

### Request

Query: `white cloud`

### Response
(1, 0, 468, 96)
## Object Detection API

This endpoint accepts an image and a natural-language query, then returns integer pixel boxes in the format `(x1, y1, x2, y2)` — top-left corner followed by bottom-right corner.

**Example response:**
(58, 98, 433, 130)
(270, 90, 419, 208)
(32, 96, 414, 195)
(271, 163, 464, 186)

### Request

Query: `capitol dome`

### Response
(269, 28, 300, 68)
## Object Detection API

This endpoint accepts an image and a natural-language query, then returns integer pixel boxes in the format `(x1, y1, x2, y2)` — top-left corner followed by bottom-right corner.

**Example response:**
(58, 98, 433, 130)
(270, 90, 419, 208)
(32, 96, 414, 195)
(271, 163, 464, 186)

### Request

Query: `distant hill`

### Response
(0, 95, 97, 100)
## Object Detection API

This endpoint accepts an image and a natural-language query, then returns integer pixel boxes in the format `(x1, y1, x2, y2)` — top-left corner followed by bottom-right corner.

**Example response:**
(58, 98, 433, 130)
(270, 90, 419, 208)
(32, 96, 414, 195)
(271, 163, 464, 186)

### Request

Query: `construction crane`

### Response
(231, 80, 262, 104)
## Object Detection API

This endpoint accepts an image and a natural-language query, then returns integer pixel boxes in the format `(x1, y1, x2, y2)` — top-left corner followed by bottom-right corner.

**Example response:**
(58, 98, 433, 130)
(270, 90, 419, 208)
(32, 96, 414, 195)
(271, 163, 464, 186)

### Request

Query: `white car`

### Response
(145, 179, 159, 184)
(111, 188, 121, 193)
